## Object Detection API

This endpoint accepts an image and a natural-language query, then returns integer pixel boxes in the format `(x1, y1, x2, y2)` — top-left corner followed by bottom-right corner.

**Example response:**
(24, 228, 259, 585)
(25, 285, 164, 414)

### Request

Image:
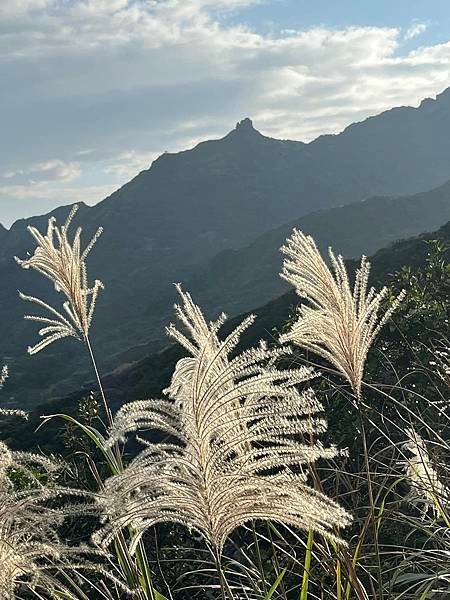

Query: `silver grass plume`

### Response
(0, 365, 8, 388)
(402, 428, 450, 517)
(0, 433, 117, 598)
(280, 229, 405, 400)
(0, 366, 27, 419)
(94, 286, 351, 555)
(0, 440, 74, 598)
(431, 346, 450, 385)
(15, 204, 103, 354)
(0, 378, 110, 598)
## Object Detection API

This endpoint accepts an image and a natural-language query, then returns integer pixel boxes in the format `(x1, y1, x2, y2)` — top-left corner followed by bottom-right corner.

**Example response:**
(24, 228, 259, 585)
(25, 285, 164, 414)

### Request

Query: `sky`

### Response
(2, 0, 450, 227)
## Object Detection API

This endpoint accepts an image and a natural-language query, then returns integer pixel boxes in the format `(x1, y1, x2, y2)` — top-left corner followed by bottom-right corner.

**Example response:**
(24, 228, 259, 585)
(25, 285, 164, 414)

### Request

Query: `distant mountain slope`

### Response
(61, 219, 450, 405)
(3, 88, 450, 407)
(7, 220, 450, 453)
(184, 180, 450, 318)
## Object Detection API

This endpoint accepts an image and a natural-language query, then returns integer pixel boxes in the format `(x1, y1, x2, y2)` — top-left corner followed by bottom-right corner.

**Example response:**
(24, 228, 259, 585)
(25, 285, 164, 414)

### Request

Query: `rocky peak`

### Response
(235, 117, 255, 131)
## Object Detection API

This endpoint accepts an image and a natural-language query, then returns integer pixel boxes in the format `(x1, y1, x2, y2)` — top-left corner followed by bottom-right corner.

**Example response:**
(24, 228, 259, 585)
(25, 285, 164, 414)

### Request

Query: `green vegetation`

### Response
(0, 210, 449, 598)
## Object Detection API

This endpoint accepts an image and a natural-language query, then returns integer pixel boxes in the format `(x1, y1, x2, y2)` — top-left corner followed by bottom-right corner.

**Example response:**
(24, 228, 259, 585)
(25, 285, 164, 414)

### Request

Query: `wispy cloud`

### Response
(0, 0, 53, 18)
(103, 150, 160, 179)
(404, 21, 428, 40)
(3, 160, 81, 184)
(0, 182, 117, 227)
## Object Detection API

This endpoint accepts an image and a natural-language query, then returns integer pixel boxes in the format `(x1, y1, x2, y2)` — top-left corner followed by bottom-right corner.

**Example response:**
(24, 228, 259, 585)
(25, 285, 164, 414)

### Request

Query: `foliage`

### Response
(1, 207, 449, 599)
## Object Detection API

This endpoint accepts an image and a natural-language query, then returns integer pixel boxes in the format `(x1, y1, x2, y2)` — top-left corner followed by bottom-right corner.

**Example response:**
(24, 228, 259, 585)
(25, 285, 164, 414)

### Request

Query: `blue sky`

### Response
(237, 0, 449, 36)
(2, 0, 450, 226)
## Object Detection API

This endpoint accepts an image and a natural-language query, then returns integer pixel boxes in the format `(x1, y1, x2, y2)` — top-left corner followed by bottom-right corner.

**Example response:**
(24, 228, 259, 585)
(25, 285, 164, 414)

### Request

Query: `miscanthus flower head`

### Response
(0, 492, 63, 599)
(0, 365, 8, 388)
(402, 428, 450, 518)
(280, 229, 405, 400)
(94, 286, 351, 555)
(0, 424, 113, 598)
(0, 376, 105, 598)
(0, 433, 124, 598)
(15, 204, 103, 354)
(432, 346, 450, 385)
(0, 440, 66, 598)
(0, 366, 27, 419)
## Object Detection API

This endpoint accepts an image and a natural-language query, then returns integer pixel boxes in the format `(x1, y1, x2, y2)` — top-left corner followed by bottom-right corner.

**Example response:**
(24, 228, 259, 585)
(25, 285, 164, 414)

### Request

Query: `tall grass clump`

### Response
(0, 369, 104, 599)
(16, 209, 352, 598)
(15, 205, 111, 424)
(16, 206, 161, 599)
(279, 229, 408, 599)
(94, 285, 351, 595)
(12, 207, 450, 598)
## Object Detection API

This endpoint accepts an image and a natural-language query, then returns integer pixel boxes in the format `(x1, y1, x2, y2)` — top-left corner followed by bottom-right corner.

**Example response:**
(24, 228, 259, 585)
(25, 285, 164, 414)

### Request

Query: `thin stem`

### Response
(252, 521, 268, 596)
(213, 546, 234, 600)
(336, 554, 342, 600)
(85, 334, 159, 600)
(266, 523, 288, 600)
(358, 407, 384, 600)
(309, 448, 367, 600)
(85, 334, 113, 428)
(299, 528, 314, 600)
(135, 541, 157, 600)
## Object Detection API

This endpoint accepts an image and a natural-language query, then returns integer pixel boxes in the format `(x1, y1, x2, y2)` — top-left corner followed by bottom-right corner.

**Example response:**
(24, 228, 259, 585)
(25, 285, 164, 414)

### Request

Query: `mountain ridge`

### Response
(6, 218, 450, 452)
(3, 87, 450, 408)
(182, 179, 450, 319)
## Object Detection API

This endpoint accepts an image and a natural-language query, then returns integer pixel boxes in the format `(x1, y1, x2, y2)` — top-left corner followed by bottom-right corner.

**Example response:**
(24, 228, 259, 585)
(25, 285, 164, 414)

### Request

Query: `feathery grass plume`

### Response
(433, 345, 450, 385)
(94, 286, 351, 556)
(279, 229, 405, 399)
(0, 433, 121, 598)
(0, 377, 111, 599)
(0, 440, 132, 599)
(402, 428, 450, 518)
(0, 439, 76, 599)
(0, 365, 8, 388)
(0, 366, 27, 419)
(15, 204, 103, 355)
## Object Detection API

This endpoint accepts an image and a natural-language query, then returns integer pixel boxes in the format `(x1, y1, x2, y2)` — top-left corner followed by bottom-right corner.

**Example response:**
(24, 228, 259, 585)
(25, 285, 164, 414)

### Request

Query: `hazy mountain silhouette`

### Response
(6, 218, 450, 453)
(184, 180, 450, 319)
(2, 88, 450, 407)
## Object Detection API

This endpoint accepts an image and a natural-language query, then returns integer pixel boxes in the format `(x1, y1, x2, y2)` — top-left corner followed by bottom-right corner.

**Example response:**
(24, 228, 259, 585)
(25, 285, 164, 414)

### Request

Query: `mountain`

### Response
(104, 220, 450, 403)
(184, 180, 450, 319)
(3, 88, 450, 408)
(6, 219, 450, 453)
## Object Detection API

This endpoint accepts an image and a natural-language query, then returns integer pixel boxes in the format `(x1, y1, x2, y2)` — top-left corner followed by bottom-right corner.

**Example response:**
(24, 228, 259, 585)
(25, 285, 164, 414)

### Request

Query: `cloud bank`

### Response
(1, 0, 450, 225)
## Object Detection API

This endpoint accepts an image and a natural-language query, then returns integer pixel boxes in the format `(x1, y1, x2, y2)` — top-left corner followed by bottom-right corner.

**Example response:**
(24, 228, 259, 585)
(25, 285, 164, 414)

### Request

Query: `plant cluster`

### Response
(0, 207, 447, 599)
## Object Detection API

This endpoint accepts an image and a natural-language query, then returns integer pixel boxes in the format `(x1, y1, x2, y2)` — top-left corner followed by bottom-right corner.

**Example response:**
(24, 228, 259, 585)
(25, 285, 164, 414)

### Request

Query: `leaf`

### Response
(264, 568, 287, 600)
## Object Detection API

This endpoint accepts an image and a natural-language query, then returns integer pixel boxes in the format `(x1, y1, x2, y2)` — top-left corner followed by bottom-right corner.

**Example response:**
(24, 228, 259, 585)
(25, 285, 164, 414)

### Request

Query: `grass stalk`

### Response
(358, 407, 384, 600)
(299, 528, 314, 600)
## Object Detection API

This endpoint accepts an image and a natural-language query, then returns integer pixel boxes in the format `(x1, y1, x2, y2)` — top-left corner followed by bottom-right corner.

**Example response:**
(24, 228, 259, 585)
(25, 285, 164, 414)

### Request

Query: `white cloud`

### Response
(104, 150, 160, 178)
(404, 21, 428, 41)
(75, 149, 96, 157)
(3, 160, 81, 184)
(0, 183, 116, 227)
(0, 0, 53, 18)
(1, 1, 450, 224)
(0, 182, 113, 202)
